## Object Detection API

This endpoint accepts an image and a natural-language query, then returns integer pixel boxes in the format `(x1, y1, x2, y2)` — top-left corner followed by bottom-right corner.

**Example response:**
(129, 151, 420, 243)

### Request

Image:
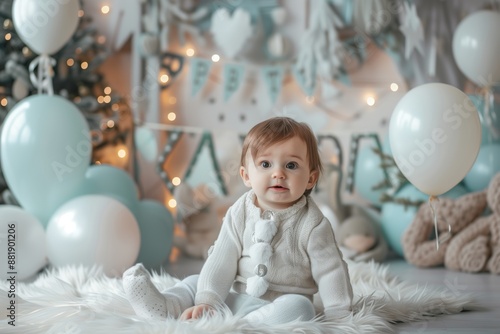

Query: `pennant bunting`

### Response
(190, 57, 212, 96)
(293, 64, 316, 97)
(262, 66, 284, 103)
(223, 63, 245, 101)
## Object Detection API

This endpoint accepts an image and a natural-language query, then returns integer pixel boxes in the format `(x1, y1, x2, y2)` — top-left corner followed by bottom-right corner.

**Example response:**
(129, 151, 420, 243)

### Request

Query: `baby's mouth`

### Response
(270, 185, 287, 190)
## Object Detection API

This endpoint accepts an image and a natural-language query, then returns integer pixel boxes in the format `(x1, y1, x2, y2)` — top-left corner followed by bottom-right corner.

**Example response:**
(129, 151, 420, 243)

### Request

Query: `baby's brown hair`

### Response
(240, 117, 323, 196)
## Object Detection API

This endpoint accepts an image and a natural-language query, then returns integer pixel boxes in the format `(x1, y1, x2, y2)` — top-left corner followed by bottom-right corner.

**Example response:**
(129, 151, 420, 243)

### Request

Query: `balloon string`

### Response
(29, 54, 56, 95)
(483, 86, 500, 140)
(428, 196, 452, 250)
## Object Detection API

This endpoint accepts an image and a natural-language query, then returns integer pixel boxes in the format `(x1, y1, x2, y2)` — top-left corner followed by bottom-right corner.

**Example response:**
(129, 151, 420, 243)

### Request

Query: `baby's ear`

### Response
(306, 170, 319, 189)
(240, 166, 252, 188)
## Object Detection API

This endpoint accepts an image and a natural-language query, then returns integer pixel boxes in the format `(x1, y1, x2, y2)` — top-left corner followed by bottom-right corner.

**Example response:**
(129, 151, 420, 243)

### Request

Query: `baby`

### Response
(123, 117, 353, 324)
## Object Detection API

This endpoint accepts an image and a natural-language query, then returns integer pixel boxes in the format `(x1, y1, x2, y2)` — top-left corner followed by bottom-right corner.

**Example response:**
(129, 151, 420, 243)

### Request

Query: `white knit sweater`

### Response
(195, 190, 354, 320)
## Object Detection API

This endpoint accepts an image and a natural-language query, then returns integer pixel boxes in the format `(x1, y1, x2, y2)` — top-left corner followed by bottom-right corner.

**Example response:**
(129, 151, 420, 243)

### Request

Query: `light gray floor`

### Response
(164, 256, 500, 333)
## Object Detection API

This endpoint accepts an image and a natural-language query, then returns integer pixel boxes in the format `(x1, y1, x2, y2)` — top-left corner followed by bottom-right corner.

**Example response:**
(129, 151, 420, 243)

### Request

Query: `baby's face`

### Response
(240, 136, 317, 211)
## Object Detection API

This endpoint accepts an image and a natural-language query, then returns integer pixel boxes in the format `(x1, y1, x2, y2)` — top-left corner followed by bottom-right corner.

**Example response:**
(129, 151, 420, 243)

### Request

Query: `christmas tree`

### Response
(0, 0, 133, 204)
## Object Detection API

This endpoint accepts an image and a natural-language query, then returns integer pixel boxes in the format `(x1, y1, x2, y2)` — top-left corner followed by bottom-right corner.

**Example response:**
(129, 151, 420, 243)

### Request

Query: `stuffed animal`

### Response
(173, 183, 230, 259)
(402, 190, 487, 268)
(337, 213, 388, 262)
(445, 173, 500, 273)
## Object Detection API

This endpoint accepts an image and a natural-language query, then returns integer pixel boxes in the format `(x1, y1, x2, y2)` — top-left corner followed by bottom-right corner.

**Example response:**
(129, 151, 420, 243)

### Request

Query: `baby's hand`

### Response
(180, 304, 215, 320)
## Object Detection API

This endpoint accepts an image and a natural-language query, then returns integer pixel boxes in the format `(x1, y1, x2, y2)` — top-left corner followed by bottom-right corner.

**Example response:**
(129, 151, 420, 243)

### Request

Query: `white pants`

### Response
(163, 275, 316, 325)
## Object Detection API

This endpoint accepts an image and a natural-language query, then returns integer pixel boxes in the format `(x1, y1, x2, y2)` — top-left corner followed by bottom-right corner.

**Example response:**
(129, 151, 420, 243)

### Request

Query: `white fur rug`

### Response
(0, 261, 475, 334)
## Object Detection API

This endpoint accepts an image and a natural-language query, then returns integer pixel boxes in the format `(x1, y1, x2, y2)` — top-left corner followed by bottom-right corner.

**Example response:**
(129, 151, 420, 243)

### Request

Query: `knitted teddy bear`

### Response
(173, 183, 230, 259)
(402, 190, 487, 268)
(445, 173, 500, 273)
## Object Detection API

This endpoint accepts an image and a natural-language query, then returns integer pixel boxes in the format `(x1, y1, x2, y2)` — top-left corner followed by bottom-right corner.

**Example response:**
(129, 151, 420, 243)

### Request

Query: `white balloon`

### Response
(12, 0, 80, 55)
(452, 10, 500, 86)
(0, 205, 47, 281)
(389, 83, 481, 196)
(46, 195, 141, 277)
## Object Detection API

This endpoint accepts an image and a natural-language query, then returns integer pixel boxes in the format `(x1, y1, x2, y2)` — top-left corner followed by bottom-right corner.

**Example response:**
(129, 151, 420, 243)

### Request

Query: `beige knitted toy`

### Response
(445, 173, 500, 273)
(402, 190, 487, 268)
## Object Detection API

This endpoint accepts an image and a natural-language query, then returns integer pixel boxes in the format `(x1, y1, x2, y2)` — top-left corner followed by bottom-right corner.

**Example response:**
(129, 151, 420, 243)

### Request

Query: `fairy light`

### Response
(67, 59, 75, 66)
(5, 33, 11, 41)
(112, 103, 120, 111)
(390, 83, 399, 92)
(78, 9, 85, 17)
(104, 86, 112, 95)
(211, 54, 220, 62)
(97, 96, 104, 103)
(97, 35, 106, 44)
(81, 61, 88, 70)
(168, 199, 177, 208)
(186, 48, 195, 57)
(117, 148, 127, 158)
(1, 98, 8, 107)
(305, 96, 315, 104)
(172, 177, 181, 186)
(167, 112, 176, 121)
(107, 120, 115, 128)
(103, 95, 111, 103)
(366, 96, 375, 106)
(101, 5, 110, 14)
(159, 74, 169, 84)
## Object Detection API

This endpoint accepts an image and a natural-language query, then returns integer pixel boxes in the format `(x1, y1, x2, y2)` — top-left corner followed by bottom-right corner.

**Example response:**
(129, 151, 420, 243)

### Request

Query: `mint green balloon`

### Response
(1, 95, 91, 227)
(135, 200, 174, 270)
(354, 146, 386, 207)
(464, 144, 500, 192)
(76, 164, 140, 216)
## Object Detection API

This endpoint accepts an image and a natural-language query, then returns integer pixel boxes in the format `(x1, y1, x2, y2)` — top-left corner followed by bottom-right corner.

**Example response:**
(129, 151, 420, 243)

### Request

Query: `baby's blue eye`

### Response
(260, 161, 271, 168)
(286, 162, 298, 170)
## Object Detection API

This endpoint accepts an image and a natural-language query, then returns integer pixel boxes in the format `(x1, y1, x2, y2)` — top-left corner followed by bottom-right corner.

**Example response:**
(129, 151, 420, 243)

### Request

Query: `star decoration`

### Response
(400, 2, 424, 59)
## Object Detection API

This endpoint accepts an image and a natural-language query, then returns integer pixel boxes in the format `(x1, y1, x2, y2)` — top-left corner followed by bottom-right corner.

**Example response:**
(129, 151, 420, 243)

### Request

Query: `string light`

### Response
(103, 96, 111, 103)
(112, 103, 120, 111)
(81, 61, 88, 70)
(97, 35, 106, 44)
(172, 177, 181, 186)
(101, 5, 110, 14)
(1, 98, 7, 107)
(67, 59, 75, 66)
(390, 83, 399, 92)
(186, 48, 195, 57)
(168, 199, 177, 208)
(5, 33, 11, 41)
(366, 96, 375, 106)
(117, 148, 127, 158)
(167, 112, 176, 121)
(78, 9, 85, 17)
(211, 54, 220, 62)
(305, 96, 315, 104)
(159, 74, 169, 84)
(97, 96, 104, 103)
(104, 86, 112, 94)
(107, 120, 115, 128)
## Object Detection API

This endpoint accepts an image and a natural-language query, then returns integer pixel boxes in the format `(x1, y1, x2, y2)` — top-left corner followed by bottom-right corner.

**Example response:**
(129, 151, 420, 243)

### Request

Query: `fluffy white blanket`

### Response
(0, 261, 474, 334)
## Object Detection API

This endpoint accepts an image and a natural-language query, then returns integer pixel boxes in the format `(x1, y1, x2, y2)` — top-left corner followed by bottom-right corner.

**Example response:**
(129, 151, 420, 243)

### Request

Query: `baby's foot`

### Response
(123, 263, 168, 320)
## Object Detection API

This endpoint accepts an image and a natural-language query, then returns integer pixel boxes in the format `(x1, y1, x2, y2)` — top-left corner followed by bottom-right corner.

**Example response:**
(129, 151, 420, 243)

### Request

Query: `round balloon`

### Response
(464, 144, 500, 192)
(46, 195, 140, 277)
(354, 145, 386, 207)
(75, 164, 140, 215)
(452, 11, 500, 86)
(389, 83, 481, 196)
(1, 95, 91, 227)
(12, 0, 80, 55)
(135, 200, 174, 270)
(0, 205, 47, 280)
